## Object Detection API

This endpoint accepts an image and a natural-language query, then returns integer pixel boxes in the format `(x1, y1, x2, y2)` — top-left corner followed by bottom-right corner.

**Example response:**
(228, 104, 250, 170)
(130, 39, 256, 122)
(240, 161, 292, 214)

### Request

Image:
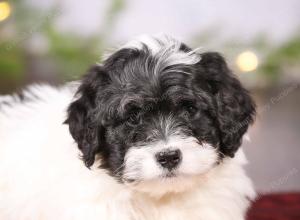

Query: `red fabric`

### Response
(247, 193, 300, 220)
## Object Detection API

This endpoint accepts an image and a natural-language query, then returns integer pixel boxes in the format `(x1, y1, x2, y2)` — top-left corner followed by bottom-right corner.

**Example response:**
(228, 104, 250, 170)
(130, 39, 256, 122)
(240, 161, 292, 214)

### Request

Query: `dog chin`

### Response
(125, 174, 204, 198)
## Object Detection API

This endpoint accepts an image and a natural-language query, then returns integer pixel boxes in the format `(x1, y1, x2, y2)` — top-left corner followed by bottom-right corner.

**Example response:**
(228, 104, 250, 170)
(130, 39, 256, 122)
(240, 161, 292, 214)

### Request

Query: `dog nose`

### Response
(155, 149, 182, 170)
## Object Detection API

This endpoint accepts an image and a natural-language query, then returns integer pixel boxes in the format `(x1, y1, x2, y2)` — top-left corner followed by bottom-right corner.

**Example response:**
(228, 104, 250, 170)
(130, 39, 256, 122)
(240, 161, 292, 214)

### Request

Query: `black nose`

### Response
(155, 149, 182, 170)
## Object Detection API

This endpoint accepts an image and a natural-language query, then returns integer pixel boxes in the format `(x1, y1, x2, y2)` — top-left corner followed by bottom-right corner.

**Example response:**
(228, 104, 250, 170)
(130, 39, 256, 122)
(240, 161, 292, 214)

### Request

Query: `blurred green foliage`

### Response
(260, 35, 300, 82)
(0, 0, 124, 93)
(0, 44, 24, 79)
(45, 26, 100, 81)
(0, 0, 299, 93)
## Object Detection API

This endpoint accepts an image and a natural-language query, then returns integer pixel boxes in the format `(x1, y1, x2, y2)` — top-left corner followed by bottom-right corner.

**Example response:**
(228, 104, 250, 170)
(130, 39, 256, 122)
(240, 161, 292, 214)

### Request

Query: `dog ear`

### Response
(65, 65, 110, 167)
(194, 52, 256, 157)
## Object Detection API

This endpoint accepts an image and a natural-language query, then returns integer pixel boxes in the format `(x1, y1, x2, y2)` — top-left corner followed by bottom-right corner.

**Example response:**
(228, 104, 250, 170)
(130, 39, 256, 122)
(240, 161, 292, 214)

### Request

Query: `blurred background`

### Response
(0, 0, 299, 211)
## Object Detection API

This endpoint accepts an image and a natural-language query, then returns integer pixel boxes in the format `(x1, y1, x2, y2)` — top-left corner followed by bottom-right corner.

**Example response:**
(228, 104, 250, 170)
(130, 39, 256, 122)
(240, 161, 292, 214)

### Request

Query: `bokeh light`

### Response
(0, 1, 11, 22)
(236, 51, 258, 72)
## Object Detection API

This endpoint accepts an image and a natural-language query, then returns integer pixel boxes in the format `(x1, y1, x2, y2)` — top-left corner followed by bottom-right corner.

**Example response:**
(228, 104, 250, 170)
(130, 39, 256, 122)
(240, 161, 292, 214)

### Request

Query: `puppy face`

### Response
(66, 35, 255, 196)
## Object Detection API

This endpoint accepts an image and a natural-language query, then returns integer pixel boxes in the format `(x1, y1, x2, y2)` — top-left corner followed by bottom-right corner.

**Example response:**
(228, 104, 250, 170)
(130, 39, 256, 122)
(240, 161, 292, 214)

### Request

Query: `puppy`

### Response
(0, 34, 256, 220)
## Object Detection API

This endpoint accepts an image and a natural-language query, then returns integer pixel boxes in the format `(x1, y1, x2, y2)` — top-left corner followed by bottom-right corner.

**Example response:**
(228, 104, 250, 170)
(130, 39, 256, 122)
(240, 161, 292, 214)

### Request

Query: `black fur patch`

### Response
(65, 42, 256, 179)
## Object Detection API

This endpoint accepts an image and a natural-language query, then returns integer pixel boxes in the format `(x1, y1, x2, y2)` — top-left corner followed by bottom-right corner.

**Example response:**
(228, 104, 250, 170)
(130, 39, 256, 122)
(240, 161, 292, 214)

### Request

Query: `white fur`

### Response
(123, 136, 219, 197)
(121, 34, 201, 75)
(0, 85, 255, 220)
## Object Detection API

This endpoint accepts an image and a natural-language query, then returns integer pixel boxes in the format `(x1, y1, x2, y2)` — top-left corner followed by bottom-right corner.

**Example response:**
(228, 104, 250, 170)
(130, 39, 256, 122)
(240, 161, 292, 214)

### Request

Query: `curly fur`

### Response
(0, 34, 256, 220)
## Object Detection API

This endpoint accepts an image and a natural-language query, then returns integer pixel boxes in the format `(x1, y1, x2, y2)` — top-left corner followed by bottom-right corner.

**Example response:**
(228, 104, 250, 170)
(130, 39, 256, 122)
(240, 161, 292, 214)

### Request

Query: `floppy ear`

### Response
(196, 52, 256, 157)
(65, 65, 110, 167)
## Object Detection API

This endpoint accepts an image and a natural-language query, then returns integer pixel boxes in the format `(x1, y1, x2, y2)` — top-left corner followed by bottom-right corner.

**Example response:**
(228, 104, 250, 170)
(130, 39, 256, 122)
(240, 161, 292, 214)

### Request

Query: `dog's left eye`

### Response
(186, 105, 198, 116)
(181, 101, 198, 116)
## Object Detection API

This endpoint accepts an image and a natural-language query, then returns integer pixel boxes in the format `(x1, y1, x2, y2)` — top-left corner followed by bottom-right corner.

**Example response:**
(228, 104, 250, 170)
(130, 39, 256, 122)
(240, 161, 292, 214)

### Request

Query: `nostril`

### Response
(168, 150, 181, 162)
(155, 149, 182, 170)
(157, 152, 168, 164)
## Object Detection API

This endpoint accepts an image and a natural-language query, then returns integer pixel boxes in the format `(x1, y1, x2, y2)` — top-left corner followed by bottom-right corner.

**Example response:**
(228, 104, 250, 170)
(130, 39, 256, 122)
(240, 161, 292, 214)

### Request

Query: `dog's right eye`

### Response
(126, 114, 140, 126)
(125, 107, 141, 126)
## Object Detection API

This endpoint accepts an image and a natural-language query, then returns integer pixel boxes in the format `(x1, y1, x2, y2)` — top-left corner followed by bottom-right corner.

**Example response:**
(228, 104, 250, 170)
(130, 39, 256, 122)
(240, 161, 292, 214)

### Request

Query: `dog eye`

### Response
(180, 101, 198, 116)
(125, 107, 141, 126)
(126, 114, 140, 126)
(186, 105, 197, 115)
